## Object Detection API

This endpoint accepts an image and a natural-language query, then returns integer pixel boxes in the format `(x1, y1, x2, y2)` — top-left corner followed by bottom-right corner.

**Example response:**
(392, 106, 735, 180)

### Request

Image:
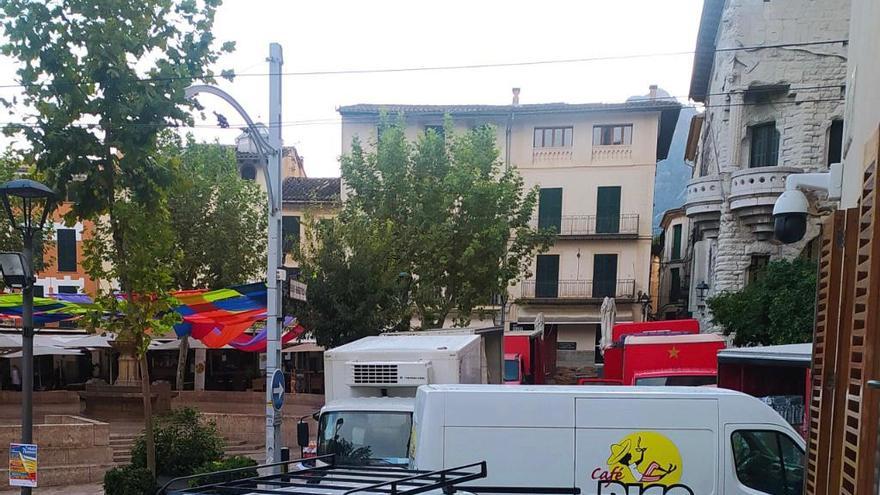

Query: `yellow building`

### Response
(339, 89, 680, 368)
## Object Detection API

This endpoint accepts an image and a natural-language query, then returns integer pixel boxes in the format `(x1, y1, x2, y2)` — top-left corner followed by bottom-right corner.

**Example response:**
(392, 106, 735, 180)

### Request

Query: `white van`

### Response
(409, 385, 805, 495)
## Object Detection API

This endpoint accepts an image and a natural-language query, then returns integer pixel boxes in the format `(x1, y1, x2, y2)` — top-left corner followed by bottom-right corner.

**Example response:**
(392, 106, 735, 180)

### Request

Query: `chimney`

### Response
(512, 87, 521, 106)
(649, 84, 658, 100)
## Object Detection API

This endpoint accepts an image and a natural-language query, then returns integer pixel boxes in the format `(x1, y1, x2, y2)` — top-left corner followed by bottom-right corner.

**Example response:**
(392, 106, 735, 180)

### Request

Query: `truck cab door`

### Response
(723, 424, 805, 495)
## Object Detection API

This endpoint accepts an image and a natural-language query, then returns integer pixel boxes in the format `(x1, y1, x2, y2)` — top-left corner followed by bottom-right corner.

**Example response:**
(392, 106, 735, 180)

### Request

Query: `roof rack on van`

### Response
(157, 454, 488, 495)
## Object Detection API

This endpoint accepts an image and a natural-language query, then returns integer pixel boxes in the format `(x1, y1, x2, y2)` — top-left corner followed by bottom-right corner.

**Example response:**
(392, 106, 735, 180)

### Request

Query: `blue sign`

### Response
(271, 369, 285, 410)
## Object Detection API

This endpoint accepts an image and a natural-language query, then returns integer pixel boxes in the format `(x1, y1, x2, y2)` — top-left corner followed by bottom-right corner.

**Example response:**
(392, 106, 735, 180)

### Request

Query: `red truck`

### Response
(503, 327, 557, 384)
(717, 343, 811, 438)
(579, 319, 726, 386)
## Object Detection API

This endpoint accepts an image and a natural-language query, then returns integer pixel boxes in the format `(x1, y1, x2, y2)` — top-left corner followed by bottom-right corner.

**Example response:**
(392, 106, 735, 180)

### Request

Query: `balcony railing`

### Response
(521, 279, 636, 300)
(534, 214, 639, 237)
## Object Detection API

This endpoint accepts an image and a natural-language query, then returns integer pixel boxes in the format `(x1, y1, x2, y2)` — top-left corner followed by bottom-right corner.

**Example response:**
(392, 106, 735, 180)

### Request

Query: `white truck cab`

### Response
(409, 385, 806, 495)
(314, 334, 491, 465)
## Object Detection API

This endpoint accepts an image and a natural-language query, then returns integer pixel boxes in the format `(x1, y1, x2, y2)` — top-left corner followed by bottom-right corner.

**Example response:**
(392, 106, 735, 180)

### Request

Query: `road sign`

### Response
(9, 443, 37, 488)
(289, 280, 307, 302)
(271, 369, 285, 411)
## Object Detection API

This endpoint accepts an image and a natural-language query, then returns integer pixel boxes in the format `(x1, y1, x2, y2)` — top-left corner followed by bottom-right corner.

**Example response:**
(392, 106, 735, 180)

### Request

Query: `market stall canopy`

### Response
(3, 345, 83, 358)
(282, 342, 324, 353)
(61, 334, 116, 349)
(151, 337, 232, 351)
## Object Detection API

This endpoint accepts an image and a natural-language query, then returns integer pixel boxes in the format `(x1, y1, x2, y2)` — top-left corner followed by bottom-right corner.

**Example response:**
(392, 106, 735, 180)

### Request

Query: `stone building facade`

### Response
(682, 0, 849, 328)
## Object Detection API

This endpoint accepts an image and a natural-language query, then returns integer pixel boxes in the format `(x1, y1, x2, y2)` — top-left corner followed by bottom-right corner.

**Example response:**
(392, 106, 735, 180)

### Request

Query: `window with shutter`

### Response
(535, 255, 559, 298)
(596, 187, 621, 234)
(749, 122, 779, 167)
(538, 188, 562, 233)
(670, 268, 681, 301)
(57, 229, 77, 272)
(672, 224, 683, 260)
(282, 216, 300, 255)
(592, 254, 618, 298)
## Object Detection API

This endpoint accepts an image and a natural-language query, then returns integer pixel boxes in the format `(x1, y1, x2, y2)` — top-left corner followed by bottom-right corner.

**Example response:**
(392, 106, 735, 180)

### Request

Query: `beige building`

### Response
(339, 91, 680, 367)
(654, 207, 691, 320)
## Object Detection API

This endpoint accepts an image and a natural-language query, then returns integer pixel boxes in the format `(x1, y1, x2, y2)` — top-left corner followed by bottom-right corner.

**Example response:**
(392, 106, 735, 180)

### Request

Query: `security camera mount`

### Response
(784, 162, 843, 200)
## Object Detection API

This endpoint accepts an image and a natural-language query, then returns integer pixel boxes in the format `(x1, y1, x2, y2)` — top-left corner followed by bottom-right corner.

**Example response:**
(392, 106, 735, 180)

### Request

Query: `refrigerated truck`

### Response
(503, 327, 558, 384)
(315, 334, 491, 465)
(409, 384, 806, 495)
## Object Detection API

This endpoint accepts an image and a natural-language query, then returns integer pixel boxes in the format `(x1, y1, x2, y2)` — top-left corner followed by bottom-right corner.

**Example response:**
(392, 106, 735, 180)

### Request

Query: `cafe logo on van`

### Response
(591, 431, 694, 495)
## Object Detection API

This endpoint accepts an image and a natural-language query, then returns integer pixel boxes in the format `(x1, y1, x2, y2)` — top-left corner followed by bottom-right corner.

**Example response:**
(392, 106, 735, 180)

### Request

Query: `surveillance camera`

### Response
(772, 189, 809, 244)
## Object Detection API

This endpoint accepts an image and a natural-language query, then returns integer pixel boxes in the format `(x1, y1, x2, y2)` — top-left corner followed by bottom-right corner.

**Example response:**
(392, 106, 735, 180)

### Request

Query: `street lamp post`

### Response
(0, 179, 55, 495)
(184, 43, 284, 464)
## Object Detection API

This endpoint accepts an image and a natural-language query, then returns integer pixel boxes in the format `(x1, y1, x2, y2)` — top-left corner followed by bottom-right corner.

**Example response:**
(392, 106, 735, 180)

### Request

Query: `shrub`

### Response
(131, 407, 224, 477)
(189, 455, 259, 487)
(103, 464, 156, 495)
(708, 258, 817, 346)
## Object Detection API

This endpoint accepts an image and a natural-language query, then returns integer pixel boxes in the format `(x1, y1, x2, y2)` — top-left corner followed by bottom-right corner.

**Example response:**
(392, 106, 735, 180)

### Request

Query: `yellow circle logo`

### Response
(605, 431, 683, 487)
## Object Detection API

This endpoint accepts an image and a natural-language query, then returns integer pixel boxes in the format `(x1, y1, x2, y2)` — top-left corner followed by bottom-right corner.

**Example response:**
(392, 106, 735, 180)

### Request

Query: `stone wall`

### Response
(0, 391, 81, 421)
(0, 415, 113, 487)
(689, 0, 849, 330)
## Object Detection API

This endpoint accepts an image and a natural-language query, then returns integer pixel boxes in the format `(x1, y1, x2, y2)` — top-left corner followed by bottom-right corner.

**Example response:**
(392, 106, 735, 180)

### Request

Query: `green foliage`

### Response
(103, 464, 157, 495)
(131, 407, 225, 477)
(707, 259, 818, 346)
(0, 153, 53, 269)
(296, 117, 552, 345)
(163, 133, 267, 290)
(323, 437, 373, 466)
(189, 455, 259, 488)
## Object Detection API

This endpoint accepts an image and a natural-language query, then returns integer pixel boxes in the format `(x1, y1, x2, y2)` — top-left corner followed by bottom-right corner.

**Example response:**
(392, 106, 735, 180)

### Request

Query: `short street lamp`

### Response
(0, 179, 55, 495)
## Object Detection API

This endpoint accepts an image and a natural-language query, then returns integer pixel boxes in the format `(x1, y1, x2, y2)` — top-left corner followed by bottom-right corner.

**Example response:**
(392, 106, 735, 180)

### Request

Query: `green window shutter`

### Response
(282, 216, 301, 255)
(672, 224, 682, 260)
(596, 186, 621, 234)
(535, 255, 559, 298)
(57, 229, 77, 272)
(592, 254, 618, 298)
(538, 188, 563, 234)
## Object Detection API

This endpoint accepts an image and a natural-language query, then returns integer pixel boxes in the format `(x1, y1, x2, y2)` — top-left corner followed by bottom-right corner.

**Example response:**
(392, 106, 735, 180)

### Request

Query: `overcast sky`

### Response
(1, 0, 704, 177)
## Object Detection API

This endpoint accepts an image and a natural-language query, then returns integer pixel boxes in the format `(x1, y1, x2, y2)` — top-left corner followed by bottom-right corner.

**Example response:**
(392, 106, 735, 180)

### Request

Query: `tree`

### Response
(1, 0, 232, 477)
(296, 118, 552, 344)
(161, 133, 266, 389)
(707, 258, 817, 346)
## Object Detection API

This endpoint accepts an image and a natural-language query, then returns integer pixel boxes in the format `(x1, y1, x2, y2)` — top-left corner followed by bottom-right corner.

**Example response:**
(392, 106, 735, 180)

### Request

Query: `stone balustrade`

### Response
(591, 145, 633, 163)
(531, 148, 573, 165)
(684, 175, 724, 238)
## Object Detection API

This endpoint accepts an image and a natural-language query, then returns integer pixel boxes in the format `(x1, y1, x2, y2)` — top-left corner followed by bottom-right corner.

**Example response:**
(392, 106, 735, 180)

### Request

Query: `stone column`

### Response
(194, 348, 206, 391)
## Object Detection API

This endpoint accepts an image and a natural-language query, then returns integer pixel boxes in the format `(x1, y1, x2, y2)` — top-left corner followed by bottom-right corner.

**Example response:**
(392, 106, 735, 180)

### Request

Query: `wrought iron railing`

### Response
(534, 214, 639, 236)
(521, 279, 636, 299)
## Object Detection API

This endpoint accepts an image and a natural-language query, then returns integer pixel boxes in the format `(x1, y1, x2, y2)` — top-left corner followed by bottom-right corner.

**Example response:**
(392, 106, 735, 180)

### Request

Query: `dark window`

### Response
(33, 285, 44, 298)
(749, 123, 779, 167)
(747, 255, 770, 285)
(533, 127, 573, 148)
(828, 119, 844, 167)
(537, 188, 563, 233)
(57, 229, 77, 272)
(58, 286, 78, 294)
(596, 186, 621, 234)
(535, 255, 560, 298)
(592, 254, 618, 298)
(670, 268, 682, 302)
(593, 125, 633, 146)
(672, 224, 683, 260)
(731, 430, 804, 495)
(425, 125, 445, 140)
(635, 375, 716, 386)
(282, 216, 301, 255)
(240, 165, 257, 181)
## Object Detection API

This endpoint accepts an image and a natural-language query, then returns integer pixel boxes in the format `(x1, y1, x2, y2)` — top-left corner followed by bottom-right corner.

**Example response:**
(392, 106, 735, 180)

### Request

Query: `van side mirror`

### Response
(297, 420, 310, 448)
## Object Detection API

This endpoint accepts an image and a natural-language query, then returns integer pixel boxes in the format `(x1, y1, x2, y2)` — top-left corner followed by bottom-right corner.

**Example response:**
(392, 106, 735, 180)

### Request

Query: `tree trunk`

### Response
(175, 336, 189, 391)
(139, 354, 157, 477)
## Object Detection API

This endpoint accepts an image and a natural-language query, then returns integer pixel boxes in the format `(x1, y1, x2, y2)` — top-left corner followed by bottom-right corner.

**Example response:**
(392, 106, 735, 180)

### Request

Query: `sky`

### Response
(0, 0, 704, 178)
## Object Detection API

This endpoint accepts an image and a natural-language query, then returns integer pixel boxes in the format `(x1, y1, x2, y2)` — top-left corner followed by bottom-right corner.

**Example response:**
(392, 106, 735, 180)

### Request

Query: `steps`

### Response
(223, 438, 264, 459)
(110, 432, 138, 465)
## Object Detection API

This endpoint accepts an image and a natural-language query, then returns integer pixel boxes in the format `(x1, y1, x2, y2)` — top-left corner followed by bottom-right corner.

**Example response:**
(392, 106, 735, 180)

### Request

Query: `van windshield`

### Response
(504, 359, 520, 382)
(317, 411, 412, 466)
(635, 375, 717, 386)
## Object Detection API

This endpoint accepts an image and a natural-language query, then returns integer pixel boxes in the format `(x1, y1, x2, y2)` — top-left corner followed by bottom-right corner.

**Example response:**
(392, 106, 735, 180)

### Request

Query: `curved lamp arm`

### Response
(184, 84, 278, 211)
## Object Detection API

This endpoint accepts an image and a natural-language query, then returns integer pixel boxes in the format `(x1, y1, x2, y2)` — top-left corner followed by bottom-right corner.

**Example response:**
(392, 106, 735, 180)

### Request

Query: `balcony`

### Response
(532, 148, 573, 166)
(534, 214, 640, 239)
(591, 145, 633, 164)
(520, 279, 636, 302)
(729, 166, 802, 240)
(683, 175, 723, 239)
